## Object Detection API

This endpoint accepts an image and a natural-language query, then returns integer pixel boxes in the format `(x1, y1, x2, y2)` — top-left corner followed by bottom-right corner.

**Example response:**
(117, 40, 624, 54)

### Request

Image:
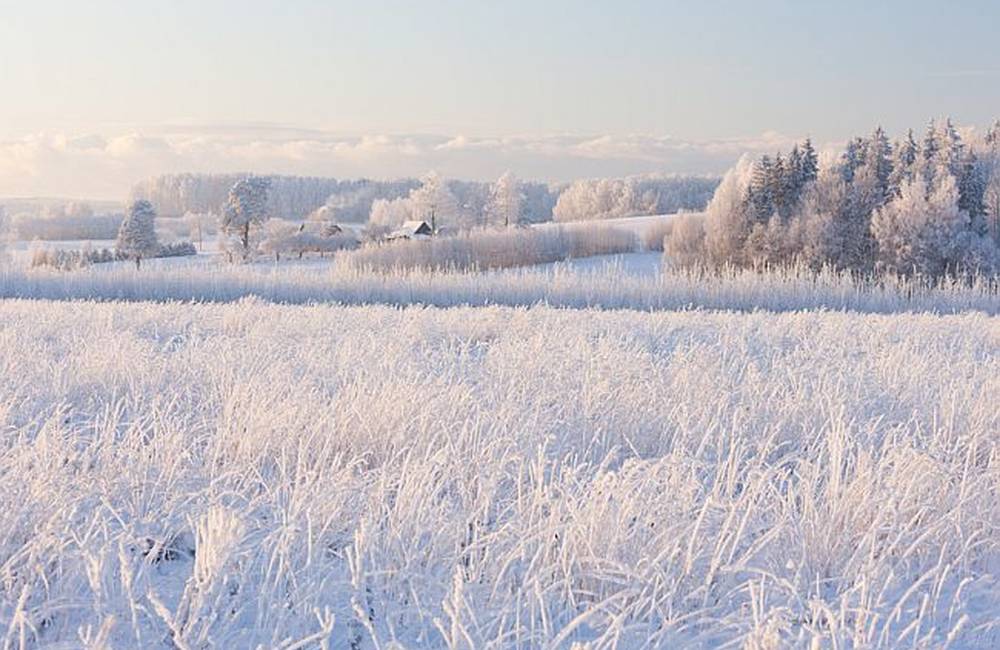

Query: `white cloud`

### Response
(0, 125, 808, 200)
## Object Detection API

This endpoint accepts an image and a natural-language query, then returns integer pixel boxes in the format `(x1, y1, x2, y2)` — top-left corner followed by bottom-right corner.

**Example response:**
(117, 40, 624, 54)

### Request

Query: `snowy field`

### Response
(1, 215, 999, 648)
(2, 256, 998, 315)
(0, 299, 997, 648)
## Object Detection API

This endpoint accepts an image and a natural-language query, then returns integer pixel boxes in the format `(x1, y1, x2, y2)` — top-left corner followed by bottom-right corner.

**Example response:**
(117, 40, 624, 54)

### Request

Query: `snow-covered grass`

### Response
(1, 258, 997, 315)
(341, 224, 638, 272)
(0, 299, 996, 647)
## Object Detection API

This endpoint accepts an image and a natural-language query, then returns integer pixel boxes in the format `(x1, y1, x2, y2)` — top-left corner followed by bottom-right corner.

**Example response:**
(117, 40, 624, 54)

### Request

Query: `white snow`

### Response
(0, 211, 998, 648)
(0, 299, 996, 647)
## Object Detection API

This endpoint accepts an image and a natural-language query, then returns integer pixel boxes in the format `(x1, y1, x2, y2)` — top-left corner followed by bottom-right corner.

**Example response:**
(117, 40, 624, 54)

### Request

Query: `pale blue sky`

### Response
(2, 0, 1000, 197)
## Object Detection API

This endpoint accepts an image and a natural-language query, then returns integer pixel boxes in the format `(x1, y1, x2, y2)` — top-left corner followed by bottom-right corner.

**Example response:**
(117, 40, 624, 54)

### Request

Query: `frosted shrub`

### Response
(640, 217, 675, 251)
(29, 243, 196, 270)
(663, 213, 706, 266)
(158, 242, 197, 258)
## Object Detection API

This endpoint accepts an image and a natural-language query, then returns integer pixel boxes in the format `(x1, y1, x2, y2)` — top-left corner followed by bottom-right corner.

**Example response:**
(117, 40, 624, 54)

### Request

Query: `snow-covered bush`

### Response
(663, 213, 706, 266)
(158, 241, 198, 258)
(29, 242, 198, 270)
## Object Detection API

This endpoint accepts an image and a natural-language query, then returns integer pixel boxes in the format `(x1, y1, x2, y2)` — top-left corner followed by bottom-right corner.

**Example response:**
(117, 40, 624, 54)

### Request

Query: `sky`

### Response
(2, 0, 1000, 199)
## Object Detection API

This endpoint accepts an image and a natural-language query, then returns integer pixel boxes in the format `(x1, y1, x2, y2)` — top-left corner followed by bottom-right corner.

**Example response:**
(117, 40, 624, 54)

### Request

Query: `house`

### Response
(321, 223, 343, 237)
(386, 220, 433, 241)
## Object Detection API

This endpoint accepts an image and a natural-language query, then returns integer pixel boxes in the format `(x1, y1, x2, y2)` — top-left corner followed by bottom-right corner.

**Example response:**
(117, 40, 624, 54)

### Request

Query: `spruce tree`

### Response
(921, 119, 940, 185)
(888, 130, 918, 196)
(749, 156, 775, 222)
(800, 138, 818, 184)
(116, 200, 159, 269)
(786, 144, 804, 198)
(867, 126, 893, 194)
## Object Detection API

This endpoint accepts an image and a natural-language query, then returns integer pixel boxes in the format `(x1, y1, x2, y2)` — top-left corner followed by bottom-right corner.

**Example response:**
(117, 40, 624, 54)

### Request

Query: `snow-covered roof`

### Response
(400, 220, 432, 234)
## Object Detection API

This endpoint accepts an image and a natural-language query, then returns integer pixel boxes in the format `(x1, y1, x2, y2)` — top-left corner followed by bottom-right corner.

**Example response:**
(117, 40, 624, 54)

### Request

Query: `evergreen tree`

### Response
(920, 119, 940, 185)
(787, 145, 803, 186)
(800, 138, 819, 184)
(841, 137, 866, 183)
(785, 144, 807, 208)
(749, 156, 775, 222)
(116, 200, 159, 269)
(958, 149, 987, 224)
(985, 119, 1000, 148)
(888, 130, 918, 196)
(771, 154, 790, 218)
(940, 118, 964, 178)
(866, 126, 893, 196)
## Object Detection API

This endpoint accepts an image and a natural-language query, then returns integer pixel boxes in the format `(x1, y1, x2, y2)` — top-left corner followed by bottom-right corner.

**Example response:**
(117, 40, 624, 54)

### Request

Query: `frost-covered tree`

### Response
(116, 200, 159, 269)
(794, 164, 852, 269)
(183, 211, 215, 251)
(985, 168, 1000, 246)
(486, 171, 524, 227)
(800, 138, 819, 184)
(701, 156, 755, 264)
(684, 121, 1000, 278)
(44, 201, 94, 220)
(888, 130, 919, 197)
(369, 196, 415, 229)
(918, 119, 940, 185)
(864, 126, 893, 198)
(870, 175, 990, 277)
(132, 174, 382, 219)
(409, 171, 460, 232)
(552, 175, 714, 222)
(221, 177, 271, 260)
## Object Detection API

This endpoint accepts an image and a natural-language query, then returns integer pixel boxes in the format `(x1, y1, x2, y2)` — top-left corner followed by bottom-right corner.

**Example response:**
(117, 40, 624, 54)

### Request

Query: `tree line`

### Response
(131, 172, 718, 226)
(668, 119, 1000, 277)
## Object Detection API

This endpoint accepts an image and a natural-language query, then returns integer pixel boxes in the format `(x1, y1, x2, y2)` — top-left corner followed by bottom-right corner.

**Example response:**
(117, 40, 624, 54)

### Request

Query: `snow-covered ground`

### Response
(1, 212, 998, 648)
(528, 250, 663, 276)
(0, 299, 996, 647)
(3, 256, 998, 314)
(2, 213, 685, 273)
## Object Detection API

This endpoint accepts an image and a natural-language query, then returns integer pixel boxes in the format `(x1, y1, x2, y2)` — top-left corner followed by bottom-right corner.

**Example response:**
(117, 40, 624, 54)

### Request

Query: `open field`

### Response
(2, 258, 998, 316)
(0, 298, 997, 648)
